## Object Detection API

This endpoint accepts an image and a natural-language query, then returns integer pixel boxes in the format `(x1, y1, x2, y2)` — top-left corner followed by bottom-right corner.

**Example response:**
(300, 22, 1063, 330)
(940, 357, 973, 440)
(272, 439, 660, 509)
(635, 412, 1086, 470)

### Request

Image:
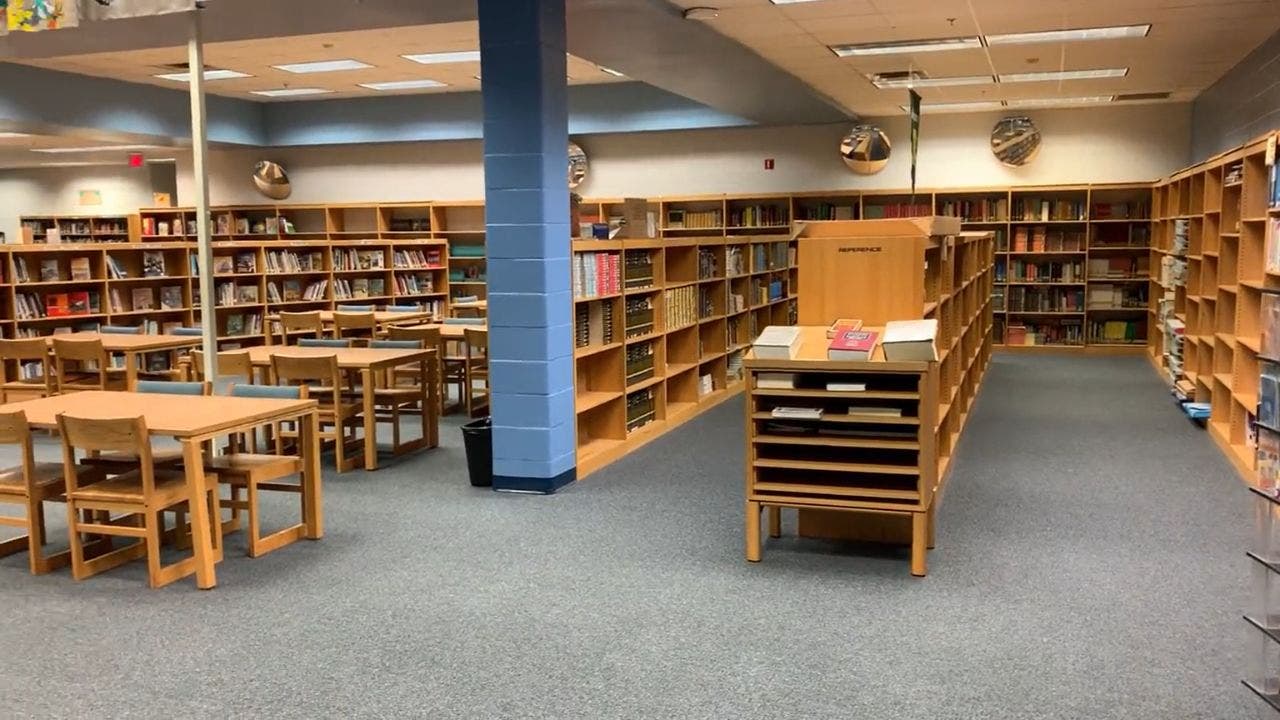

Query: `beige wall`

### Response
(0, 165, 159, 243)
(181, 102, 1192, 206)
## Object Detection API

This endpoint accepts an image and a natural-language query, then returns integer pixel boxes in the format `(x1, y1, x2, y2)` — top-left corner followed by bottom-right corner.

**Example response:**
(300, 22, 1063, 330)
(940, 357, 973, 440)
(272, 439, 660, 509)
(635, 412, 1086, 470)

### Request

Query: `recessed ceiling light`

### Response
(831, 36, 981, 57)
(1006, 96, 1114, 108)
(358, 79, 448, 91)
(38, 161, 129, 167)
(986, 24, 1151, 45)
(899, 101, 1005, 114)
(31, 144, 163, 154)
(599, 66, 625, 77)
(872, 74, 992, 89)
(999, 68, 1128, 83)
(154, 69, 252, 82)
(402, 51, 481, 65)
(250, 88, 335, 97)
(770, 0, 824, 3)
(273, 59, 372, 74)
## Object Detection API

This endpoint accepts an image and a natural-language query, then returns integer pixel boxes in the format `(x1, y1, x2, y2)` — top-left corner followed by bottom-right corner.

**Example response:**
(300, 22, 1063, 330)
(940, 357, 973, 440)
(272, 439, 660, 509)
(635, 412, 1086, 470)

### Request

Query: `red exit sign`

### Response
(764, 158, 774, 170)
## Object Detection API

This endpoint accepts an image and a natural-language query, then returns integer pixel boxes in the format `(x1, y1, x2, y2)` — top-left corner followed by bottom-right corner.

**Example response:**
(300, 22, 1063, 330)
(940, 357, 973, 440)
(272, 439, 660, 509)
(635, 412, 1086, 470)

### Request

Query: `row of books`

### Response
(15, 291, 102, 319)
(796, 203, 856, 221)
(752, 277, 785, 305)
(1006, 287, 1085, 312)
(1265, 218, 1280, 275)
(266, 280, 328, 302)
(1012, 198, 1087, 222)
(626, 387, 657, 432)
(573, 251, 622, 299)
(665, 209, 722, 229)
(392, 248, 443, 269)
(1090, 201, 1150, 220)
(752, 242, 791, 273)
(939, 198, 1007, 222)
(575, 300, 615, 348)
(1088, 256, 1149, 279)
(726, 247, 746, 276)
(664, 285, 697, 330)
(222, 313, 264, 337)
(728, 205, 788, 227)
(141, 216, 195, 237)
(1087, 284, 1148, 310)
(216, 282, 261, 306)
(265, 250, 325, 273)
(334, 278, 387, 299)
(1005, 320, 1084, 346)
(394, 274, 436, 295)
(110, 286, 183, 312)
(1011, 226, 1084, 252)
(213, 253, 257, 274)
(698, 247, 720, 280)
(1092, 224, 1151, 248)
(106, 252, 170, 279)
(623, 254, 654, 289)
(334, 248, 385, 271)
(1005, 259, 1085, 283)
(1088, 319, 1145, 343)
(863, 202, 931, 219)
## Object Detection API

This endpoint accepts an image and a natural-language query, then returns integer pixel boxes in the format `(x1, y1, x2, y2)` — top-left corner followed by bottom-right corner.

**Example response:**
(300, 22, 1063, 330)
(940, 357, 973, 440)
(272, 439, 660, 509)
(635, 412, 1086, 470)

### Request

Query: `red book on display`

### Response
(827, 329, 879, 361)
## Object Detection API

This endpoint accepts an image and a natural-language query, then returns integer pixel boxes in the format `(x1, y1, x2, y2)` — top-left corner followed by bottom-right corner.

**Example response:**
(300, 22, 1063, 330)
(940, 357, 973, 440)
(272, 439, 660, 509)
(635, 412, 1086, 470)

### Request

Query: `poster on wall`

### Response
(78, 189, 102, 206)
(908, 89, 921, 197)
(5, 0, 77, 32)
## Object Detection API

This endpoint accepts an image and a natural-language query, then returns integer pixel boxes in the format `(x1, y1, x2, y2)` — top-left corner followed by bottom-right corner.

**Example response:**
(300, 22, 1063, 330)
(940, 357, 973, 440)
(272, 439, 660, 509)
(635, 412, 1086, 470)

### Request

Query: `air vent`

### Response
(871, 70, 929, 83)
(1113, 92, 1171, 101)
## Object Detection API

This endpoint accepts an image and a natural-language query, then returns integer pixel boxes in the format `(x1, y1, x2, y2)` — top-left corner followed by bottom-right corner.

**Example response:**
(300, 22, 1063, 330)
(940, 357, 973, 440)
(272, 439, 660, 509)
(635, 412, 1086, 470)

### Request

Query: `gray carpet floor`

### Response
(0, 353, 1259, 718)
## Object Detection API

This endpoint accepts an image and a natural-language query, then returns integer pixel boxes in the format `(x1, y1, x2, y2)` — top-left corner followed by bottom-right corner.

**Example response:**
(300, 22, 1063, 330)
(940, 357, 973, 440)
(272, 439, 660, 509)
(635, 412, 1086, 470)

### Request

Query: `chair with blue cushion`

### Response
(333, 312, 377, 345)
(99, 325, 143, 334)
(368, 340, 432, 449)
(80, 379, 212, 474)
(384, 305, 420, 313)
(298, 338, 352, 348)
(335, 304, 374, 312)
(278, 311, 323, 345)
(441, 317, 485, 326)
(203, 383, 311, 558)
(171, 327, 203, 337)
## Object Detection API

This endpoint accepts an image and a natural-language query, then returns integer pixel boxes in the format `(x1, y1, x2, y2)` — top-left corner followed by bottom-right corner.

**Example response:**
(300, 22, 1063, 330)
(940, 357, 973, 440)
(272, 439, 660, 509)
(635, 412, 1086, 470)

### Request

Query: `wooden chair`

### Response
(336, 304, 375, 312)
(171, 327, 204, 337)
(369, 339, 429, 452)
(188, 349, 256, 387)
(298, 338, 352, 348)
(464, 327, 490, 417)
(204, 383, 311, 558)
(0, 338, 54, 403)
(387, 325, 443, 409)
(51, 337, 125, 393)
(0, 409, 105, 575)
(57, 412, 221, 588)
(80, 381, 211, 475)
(271, 353, 363, 472)
(278, 311, 324, 345)
(333, 312, 377, 345)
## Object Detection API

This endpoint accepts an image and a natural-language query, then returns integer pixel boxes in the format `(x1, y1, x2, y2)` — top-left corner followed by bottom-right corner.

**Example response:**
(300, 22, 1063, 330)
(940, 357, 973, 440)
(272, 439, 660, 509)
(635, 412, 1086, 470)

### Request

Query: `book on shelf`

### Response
(1268, 218, 1280, 275)
(828, 328, 878, 361)
(1264, 294, 1280, 359)
(771, 406, 822, 420)
(266, 282, 283, 303)
(39, 259, 60, 282)
(69, 257, 91, 281)
(213, 256, 234, 274)
(68, 291, 91, 315)
(225, 313, 245, 336)
(13, 258, 29, 283)
(160, 286, 183, 309)
(862, 202, 931, 219)
(235, 252, 256, 273)
(827, 318, 863, 338)
(283, 280, 302, 302)
(826, 381, 867, 392)
(234, 217, 250, 235)
(106, 255, 127, 279)
(143, 251, 166, 277)
(847, 406, 903, 417)
(755, 372, 797, 390)
(46, 227, 61, 244)
(131, 288, 155, 311)
(45, 293, 70, 317)
(753, 325, 801, 359)
(237, 284, 259, 304)
(1260, 366, 1279, 430)
(882, 319, 938, 361)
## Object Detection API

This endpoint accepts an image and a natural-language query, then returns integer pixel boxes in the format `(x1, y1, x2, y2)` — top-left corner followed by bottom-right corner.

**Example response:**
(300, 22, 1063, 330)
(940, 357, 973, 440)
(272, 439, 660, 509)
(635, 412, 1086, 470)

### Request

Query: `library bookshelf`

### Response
(18, 214, 140, 244)
(571, 224, 798, 477)
(1149, 132, 1278, 480)
(744, 219, 994, 575)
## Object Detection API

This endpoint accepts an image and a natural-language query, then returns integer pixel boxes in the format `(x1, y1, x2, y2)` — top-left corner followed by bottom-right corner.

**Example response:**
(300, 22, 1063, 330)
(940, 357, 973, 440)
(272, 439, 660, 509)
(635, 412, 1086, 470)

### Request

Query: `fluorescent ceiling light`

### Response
(250, 88, 335, 97)
(0, 132, 32, 138)
(402, 51, 481, 65)
(31, 144, 162, 154)
(999, 68, 1128, 83)
(899, 101, 1005, 114)
(770, 0, 824, 4)
(1006, 96, 1114, 108)
(358, 79, 448, 91)
(274, 59, 372, 74)
(872, 74, 992, 89)
(154, 69, 251, 82)
(39, 161, 127, 167)
(599, 66, 625, 77)
(831, 36, 981, 57)
(987, 24, 1151, 45)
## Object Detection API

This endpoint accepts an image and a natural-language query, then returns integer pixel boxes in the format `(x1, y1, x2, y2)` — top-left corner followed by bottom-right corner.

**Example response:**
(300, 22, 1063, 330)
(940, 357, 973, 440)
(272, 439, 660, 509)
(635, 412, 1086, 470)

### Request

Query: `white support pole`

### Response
(187, 8, 216, 381)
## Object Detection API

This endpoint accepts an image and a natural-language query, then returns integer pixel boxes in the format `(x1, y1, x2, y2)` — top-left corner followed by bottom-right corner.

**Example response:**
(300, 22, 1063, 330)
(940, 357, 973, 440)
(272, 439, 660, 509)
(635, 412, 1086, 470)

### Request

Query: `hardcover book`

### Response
(40, 259, 60, 282)
(70, 257, 92, 281)
(752, 325, 802, 360)
(213, 256, 234, 274)
(827, 329, 878, 361)
(131, 288, 155, 311)
(882, 319, 938, 361)
(143, 251, 166, 277)
(160, 286, 183, 309)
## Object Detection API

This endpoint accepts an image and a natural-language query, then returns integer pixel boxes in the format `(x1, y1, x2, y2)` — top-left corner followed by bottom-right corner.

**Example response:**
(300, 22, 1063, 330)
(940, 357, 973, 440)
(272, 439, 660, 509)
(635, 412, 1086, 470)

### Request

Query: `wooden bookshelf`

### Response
(744, 219, 994, 575)
(1149, 132, 1277, 481)
(18, 214, 140, 244)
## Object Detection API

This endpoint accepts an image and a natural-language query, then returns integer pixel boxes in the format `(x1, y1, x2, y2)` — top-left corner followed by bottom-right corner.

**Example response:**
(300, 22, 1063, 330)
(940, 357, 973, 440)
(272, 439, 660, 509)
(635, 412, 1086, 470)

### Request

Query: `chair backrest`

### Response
(229, 383, 308, 400)
(384, 305, 420, 313)
(370, 339, 422, 350)
(0, 338, 53, 391)
(453, 296, 479, 304)
(388, 326, 442, 347)
(171, 327, 204, 336)
(57, 413, 157, 495)
(51, 338, 108, 389)
(280, 311, 323, 344)
(190, 349, 253, 382)
(453, 307, 484, 319)
(136, 380, 211, 396)
(51, 337, 107, 363)
(298, 338, 352, 348)
(336, 304, 375, 312)
(333, 312, 376, 338)
(271, 353, 342, 407)
(0, 408, 34, 471)
(464, 328, 488, 354)
(442, 317, 485, 326)
(99, 325, 143, 335)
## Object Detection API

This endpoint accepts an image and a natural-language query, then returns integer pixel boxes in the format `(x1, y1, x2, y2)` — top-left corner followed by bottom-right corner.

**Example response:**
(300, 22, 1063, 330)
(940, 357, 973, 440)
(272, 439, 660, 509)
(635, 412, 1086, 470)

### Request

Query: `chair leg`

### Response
(65, 502, 88, 580)
(247, 481, 261, 558)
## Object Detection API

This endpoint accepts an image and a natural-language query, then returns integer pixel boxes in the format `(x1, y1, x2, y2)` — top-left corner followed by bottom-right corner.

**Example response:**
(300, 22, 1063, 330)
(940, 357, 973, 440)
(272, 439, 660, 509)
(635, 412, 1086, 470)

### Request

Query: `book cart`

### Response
(744, 218, 994, 576)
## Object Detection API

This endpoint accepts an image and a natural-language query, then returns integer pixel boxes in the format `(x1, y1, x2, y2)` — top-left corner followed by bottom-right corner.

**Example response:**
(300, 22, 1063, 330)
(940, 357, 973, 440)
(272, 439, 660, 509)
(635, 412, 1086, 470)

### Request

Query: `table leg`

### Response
(182, 439, 217, 589)
(767, 506, 781, 538)
(361, 368, 378, 470)
(910, 511, 928, 577)
(125, 351, 138, 391)
(301, 410, 323, 539)
(421, 359, 437, 449)
(746, 500, 762, 562)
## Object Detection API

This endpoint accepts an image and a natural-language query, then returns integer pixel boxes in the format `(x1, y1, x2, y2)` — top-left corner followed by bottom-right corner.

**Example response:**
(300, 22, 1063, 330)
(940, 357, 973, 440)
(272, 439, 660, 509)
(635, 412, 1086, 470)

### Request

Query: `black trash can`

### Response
(461, 417, 493, 487)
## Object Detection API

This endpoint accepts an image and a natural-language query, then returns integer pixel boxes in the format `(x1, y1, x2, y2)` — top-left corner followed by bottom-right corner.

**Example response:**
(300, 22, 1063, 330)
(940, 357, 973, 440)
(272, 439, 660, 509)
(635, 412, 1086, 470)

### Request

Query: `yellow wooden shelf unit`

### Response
(18, 213, 141, 245)
(744, 217, 995, 577)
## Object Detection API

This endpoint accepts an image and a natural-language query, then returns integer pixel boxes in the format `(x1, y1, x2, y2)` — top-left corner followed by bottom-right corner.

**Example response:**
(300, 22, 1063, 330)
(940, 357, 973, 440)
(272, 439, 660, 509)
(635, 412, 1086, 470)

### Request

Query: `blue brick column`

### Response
(479, 0, 575, 493)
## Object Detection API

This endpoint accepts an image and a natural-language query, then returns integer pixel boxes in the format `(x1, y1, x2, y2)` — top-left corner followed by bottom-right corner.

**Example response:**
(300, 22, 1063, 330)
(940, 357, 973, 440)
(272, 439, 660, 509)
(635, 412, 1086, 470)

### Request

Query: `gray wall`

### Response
(1191, 29, 1280, 161)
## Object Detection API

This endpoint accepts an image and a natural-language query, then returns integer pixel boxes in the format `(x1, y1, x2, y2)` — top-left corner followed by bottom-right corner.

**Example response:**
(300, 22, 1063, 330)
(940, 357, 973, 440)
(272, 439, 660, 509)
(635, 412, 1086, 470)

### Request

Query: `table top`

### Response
(407, 323, 488, 340)
(48, 332, 204, 352)
(0, 391, 317, 437)
(320, 310, 435, 324)
(245, 345, 436, 369)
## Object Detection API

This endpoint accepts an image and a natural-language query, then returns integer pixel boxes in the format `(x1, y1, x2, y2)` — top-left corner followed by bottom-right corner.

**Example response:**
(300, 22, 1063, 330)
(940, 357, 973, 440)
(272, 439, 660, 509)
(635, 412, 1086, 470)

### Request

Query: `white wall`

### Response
(181, 102, 1192, 206)
(0, 165, 159, 242)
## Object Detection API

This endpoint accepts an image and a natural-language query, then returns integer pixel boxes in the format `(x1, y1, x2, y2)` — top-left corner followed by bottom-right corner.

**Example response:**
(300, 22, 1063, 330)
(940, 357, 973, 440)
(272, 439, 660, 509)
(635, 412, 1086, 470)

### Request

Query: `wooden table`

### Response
(0, 390, 321, 590)
(318, 309, 436, 326)
(49, 332, 203, 390)
(406, 323, 487, 340)
(244, 346, 439, 470)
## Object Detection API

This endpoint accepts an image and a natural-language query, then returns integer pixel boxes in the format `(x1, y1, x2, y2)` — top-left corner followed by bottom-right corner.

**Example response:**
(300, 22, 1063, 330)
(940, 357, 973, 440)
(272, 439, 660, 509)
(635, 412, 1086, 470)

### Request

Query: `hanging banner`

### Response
(4, 0, 194, 34)
(80, 0, 195, 22)
(908, 89, 921, 199)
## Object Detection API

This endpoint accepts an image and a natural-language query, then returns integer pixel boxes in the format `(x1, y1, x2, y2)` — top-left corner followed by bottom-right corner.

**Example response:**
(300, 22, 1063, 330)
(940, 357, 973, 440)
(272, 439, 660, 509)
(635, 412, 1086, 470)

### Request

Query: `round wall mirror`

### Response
(839, 124, 891, 175)
(568, 141, 588, 189)
(990, 116, 1041, 167)
(252, 160, 292, 200)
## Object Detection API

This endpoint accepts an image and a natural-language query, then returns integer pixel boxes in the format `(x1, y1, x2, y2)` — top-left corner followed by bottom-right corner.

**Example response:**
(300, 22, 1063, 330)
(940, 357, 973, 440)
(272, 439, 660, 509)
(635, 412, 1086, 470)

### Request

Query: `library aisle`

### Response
(0, 356, 1250, 718)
